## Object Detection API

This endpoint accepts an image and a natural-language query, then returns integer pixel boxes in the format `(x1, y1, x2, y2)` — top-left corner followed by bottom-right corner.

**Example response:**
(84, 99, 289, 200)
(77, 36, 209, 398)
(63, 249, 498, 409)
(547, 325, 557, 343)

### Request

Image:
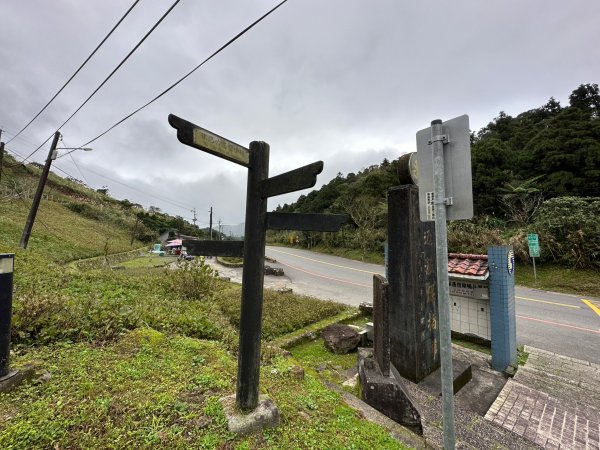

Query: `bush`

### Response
(167, 259, 217, 301)
(447, 216, 505, 254)
(216, 289, 348, 340)
(11, 266, 222, 346)
(531, 197, 600, 268)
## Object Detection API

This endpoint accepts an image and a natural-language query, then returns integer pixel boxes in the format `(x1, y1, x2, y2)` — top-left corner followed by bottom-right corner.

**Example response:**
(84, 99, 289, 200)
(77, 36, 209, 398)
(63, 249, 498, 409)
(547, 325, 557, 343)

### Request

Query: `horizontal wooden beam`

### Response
(168, 114, 249, 167)
(260, 161, 323, 198)
(184, 240, 244, 257)
(266, 212, 348, 232)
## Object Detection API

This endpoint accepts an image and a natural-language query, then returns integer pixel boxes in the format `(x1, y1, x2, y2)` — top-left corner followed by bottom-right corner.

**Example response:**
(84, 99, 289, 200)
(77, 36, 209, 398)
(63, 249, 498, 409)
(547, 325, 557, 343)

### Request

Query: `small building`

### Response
(447, 253, 490, 342)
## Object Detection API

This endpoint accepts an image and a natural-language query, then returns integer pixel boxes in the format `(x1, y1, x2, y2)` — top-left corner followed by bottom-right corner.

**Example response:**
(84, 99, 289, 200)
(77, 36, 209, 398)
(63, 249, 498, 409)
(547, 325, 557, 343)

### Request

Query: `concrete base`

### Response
(413, 357, 472, 397)
(358, 348, 422, 434)
(0, 367, 32, 393)
(219, 394, 281, 434)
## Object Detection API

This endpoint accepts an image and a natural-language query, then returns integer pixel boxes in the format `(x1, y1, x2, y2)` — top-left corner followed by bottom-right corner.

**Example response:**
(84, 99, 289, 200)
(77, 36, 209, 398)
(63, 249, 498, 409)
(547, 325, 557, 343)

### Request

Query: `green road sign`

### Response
(527, 233, 540, 257)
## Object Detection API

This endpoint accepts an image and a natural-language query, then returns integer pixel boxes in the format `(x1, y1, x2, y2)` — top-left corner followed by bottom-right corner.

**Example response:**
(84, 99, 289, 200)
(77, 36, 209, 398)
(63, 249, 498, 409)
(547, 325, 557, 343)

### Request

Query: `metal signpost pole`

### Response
(237, 141, 269, 411)
(430, 119, 456, 449)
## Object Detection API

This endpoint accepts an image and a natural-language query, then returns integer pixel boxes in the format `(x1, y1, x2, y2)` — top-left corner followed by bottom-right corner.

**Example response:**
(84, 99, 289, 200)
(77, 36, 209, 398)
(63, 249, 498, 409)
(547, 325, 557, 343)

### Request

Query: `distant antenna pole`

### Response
(192, 208, 197, 226)
(209, 207, 213, 240)
(218, 219, 223, 240)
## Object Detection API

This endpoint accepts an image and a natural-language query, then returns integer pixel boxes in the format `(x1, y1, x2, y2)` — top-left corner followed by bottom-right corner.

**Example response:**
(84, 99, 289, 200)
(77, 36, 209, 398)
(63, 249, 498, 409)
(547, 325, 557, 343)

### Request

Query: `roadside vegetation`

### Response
(0, 158, 400, 448)
(269, 84, 600, 295)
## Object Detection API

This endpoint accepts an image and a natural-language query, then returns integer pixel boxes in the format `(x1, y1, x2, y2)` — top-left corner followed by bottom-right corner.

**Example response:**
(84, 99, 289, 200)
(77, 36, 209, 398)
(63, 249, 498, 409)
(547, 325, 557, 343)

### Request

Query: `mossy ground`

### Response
(0, 328, 408, 449)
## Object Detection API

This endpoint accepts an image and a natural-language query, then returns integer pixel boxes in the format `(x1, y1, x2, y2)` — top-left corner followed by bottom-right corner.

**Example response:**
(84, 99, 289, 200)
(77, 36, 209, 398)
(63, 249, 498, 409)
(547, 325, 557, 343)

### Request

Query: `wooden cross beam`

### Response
(184, 213, 347, 256)
(184, 240, 244, 257)
(169, 114, 348, 412)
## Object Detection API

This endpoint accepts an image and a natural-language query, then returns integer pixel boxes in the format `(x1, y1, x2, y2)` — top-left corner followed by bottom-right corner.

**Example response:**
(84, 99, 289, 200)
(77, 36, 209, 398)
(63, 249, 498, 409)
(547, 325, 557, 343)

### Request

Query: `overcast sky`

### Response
(1, 0, 598, 227)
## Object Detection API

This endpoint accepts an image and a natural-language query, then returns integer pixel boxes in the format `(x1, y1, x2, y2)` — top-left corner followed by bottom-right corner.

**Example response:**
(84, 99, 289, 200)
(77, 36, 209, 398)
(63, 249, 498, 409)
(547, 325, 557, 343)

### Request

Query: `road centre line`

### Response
(268, 248, 385, 276)
(277, 260, 372, 288)
(516, 314, 600, 335)
(582, 299, 600, 318)
(516, 296, 580, 309)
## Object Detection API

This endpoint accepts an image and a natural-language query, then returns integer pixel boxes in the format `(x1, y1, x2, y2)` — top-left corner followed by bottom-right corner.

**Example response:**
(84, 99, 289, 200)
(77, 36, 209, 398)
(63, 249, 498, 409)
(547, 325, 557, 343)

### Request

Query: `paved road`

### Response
(265, 246, 600, 364)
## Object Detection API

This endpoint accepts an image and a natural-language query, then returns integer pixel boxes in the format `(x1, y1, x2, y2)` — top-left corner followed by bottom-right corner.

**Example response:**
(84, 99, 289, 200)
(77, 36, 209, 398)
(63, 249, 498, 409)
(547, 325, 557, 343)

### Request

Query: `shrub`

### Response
(167, 259, 217, 301)
(447, 216, 505, 254)
(531, 197, 600, 268)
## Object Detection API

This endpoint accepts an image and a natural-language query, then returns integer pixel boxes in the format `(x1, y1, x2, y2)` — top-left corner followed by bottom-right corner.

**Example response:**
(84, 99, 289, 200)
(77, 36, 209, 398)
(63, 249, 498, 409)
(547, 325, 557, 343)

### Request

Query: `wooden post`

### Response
(236, 141, 269, 411)
(373, 274, 390, 376)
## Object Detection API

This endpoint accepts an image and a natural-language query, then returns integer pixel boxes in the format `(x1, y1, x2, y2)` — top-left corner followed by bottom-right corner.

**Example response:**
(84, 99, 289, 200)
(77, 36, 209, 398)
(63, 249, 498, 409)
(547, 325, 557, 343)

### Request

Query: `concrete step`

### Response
(486, 379, 600, 449)
(402, 377, 540, 449)
(515, 346, 600, 407)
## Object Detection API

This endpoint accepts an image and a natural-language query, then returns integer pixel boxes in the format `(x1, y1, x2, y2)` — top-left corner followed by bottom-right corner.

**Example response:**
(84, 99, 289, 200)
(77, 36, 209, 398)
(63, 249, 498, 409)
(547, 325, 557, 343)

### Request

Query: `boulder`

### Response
(322, 324, 361, 354)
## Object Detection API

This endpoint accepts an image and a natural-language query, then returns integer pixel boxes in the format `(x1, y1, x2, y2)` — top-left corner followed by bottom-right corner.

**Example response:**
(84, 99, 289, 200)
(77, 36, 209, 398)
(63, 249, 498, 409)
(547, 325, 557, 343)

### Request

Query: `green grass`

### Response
(290, 339, 359, 386)
(515, 262, 600, 297)
(219, 256, 244, 265)
(217, 287, 349, 340)
(0, 328, 409, 449)
(119, 255, 178, 268)
(517, 345, 529, 366)
(452, 337, 491, 355)
(0, 199, 141, 263)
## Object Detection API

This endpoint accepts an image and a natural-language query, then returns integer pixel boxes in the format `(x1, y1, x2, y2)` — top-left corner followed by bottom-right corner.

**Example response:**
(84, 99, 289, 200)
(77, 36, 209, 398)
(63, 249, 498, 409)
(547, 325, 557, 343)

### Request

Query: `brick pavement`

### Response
(485, 346, 600, 449)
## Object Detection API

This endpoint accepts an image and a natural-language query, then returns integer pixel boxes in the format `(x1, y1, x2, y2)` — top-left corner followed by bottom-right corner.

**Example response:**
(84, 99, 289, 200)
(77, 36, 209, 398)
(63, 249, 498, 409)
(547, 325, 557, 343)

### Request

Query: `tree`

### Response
(569, 83, 600, 117)
(498, 175, 544, 225)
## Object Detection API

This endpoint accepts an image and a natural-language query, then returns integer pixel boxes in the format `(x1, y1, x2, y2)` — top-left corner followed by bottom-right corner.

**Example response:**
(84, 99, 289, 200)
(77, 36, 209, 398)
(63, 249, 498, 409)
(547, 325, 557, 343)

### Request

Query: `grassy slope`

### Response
(0, 166, 409, 448)
(0, 199, 138, 261)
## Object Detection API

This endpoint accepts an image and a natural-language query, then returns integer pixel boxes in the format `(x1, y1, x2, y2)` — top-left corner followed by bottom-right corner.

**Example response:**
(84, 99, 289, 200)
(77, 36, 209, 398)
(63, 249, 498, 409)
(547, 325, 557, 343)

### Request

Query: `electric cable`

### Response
(24, 0, 182, 162)
(67, 0, 289, 153)
(7, 0, 142, 145)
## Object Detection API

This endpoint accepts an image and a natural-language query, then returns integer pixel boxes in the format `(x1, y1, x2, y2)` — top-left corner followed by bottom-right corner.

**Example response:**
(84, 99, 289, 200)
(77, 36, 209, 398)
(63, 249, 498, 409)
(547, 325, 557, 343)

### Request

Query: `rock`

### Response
(290, 366, 305, 380)
(316, 363, 327, 373)
(38, 371, 52, 383)
(359, 302, 373, 315)
(264, 266, 284, 276)
(322, 324, 361, 354)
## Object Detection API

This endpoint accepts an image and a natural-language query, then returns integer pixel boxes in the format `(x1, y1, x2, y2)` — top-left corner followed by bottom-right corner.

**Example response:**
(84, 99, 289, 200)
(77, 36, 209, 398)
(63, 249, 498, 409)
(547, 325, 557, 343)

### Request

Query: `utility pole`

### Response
(192, 208, 197, 227)
(209, 207, 213, 240)
(218, 219, 223, 240)
(0, 142, 4, 186)
(0, 129, 4, 185)
(20, 131, 60, 249)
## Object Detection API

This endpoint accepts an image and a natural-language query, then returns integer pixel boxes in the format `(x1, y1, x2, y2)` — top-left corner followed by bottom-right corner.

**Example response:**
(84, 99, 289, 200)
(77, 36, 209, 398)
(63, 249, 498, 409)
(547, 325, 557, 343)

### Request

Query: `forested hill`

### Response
(277, 83, 600, 219)
(272, 84, 600, 268)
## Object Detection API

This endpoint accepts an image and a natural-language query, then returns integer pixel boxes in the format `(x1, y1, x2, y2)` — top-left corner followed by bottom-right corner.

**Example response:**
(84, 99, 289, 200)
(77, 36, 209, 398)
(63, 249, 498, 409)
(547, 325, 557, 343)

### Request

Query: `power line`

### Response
(8, 143, 195, 214)
(7, 0, 142, 145)
(24, 0, 182, 162)
(1, 128, 44, 149)
(70, 0, 290, 152)
(73, 164, 194, 212)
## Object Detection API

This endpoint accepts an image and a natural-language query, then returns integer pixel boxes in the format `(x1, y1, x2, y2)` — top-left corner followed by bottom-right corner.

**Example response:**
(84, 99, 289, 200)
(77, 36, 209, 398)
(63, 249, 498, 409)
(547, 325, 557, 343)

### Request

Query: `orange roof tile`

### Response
(447, 253, 488, 279)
